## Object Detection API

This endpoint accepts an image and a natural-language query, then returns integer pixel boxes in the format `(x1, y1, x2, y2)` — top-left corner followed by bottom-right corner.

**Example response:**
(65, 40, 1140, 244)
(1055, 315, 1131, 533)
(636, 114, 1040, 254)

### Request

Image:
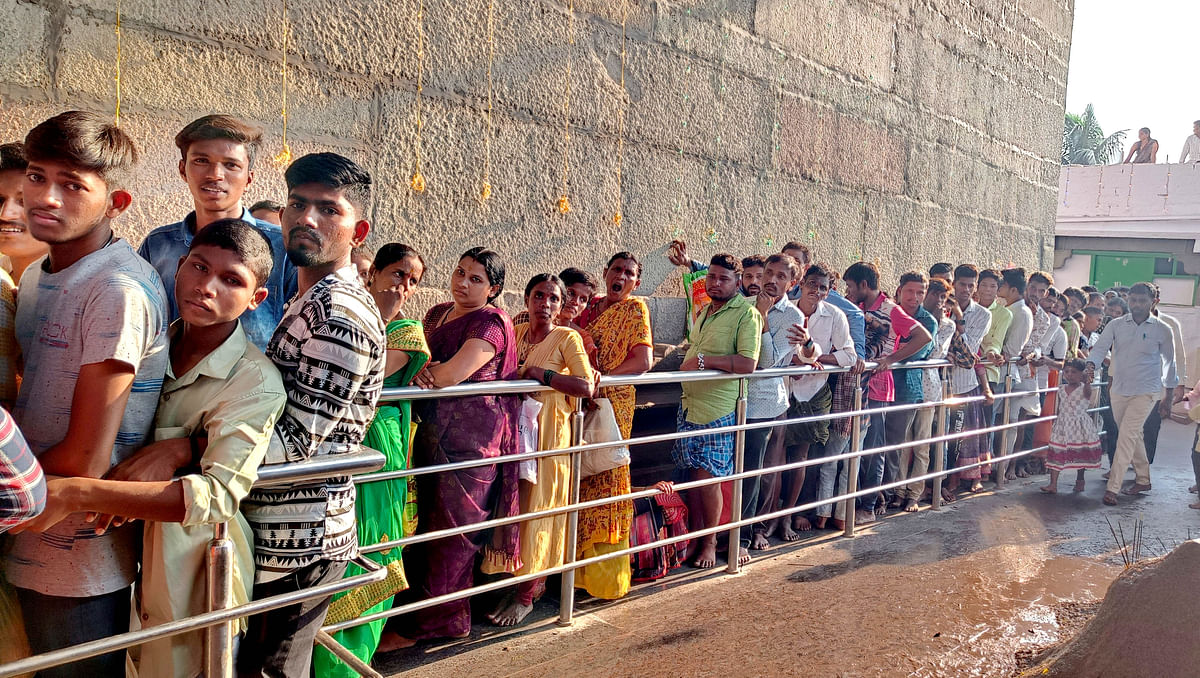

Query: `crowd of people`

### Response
(0, 110, 1189, 678)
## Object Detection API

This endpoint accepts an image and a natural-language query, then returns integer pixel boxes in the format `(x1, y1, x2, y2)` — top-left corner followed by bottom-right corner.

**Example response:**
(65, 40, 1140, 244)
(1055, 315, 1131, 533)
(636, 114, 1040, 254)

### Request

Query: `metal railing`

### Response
(0, 358, 1102, 678)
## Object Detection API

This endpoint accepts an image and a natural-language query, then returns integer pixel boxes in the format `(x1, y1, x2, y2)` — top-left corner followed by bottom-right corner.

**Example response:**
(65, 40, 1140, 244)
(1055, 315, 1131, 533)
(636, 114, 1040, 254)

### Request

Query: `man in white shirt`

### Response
(744, 254, 809, 549)
(986, 268, 1033, 480)
(945, 265, 992, 495)
(1144, 287, 1187, 464)
(763, 263, 853, 539)
(1087, 282, 1176, 505)
(1179, 120, 1200, 163)
(1006, 271, 1053, 478)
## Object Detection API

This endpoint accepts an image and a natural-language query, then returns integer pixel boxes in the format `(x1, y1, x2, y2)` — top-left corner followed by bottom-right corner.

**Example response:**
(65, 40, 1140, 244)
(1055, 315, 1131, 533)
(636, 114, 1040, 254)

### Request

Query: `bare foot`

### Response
(1016, 467, 1030, 478)
(377, 631, 418, 652)
(1039, 485, 1057, 494)
(903, 499, 919, 513)
(780, 523, 800, 542)
(486, 591, 514, 623)
(1189, 501, 1200, 510)
(1005, 470, 1017, 481)
(750, 530, 770, 550)
(491, 597, 534, 627)
(1190, 485, 1198, 494)
(737, 546, 751, 567)
(970, 482, 984, 492)
(792, 515, 813, 532)
(1073, 480, 1085, 493)
(691, 541, 718, 568)
(941, 488, 957, 503)
(854, 509, 876, 524)
(831, 518, 845, 531)
(814, 516, 827, 530)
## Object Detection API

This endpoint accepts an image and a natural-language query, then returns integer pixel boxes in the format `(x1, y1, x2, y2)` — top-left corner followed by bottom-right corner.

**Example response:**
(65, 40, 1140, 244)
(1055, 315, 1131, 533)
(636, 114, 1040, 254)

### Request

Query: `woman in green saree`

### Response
(314, 244, 429, 677)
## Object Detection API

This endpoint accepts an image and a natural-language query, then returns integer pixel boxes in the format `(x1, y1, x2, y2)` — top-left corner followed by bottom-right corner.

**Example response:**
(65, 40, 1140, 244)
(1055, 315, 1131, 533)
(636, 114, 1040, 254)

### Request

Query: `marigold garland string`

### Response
(479, 0, 496, 203)
(272, 0, 293, 168)
(612, 0, 628, 226)
(410, 0, 428, 193)
(113, 0, 122, 125)
(558, 1, 574, 214)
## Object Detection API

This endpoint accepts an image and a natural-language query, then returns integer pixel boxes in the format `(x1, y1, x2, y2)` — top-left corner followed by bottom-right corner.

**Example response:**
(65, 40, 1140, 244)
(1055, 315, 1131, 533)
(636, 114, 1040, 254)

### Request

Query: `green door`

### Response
(1091, 254, 1157, 290)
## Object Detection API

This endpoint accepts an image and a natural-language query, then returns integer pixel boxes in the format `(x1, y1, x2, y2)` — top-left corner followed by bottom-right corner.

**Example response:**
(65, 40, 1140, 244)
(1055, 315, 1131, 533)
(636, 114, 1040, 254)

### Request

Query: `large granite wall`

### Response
(0, 0, 1072, 342)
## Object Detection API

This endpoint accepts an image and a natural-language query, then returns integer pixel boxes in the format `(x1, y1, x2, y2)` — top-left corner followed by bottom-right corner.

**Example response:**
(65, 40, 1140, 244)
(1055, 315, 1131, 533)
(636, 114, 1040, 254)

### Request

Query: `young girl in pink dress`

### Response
(1042, 359, 1103, 494)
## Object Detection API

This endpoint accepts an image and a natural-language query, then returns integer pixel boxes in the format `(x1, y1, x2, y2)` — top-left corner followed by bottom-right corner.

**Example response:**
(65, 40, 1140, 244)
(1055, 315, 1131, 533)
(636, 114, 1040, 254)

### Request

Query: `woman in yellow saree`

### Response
(487, 273, 596, 626)
(574, 252, 653, 599)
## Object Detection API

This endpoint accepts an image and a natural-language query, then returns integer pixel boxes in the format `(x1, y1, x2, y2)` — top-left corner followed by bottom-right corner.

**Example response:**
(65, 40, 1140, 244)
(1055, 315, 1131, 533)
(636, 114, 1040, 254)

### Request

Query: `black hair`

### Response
(928, 278, 950, 295)
(741, 255, 766, 271)
(372, 243, 425, 280)
(843, 261, 879, 290)
(1082, 306, 1104, 317)
(524, 273, 564, 298)
(461, 246, 506, 303)
(1128, 281, 1156, 298)
(25, 111, 139, 188)
(781, 242, 811, 263)
(249, 199, 283, 214)
(929, 262, 954, 278)
(1081, 285, 1098, 293)
(1063, 287, 1087, 307)
(1105, 297, 1129, 314)
(175, 114, 263, 168)
(606, 251, 641, 278)
(1063, 358, 1088, 373)
(978, 269, 1001, 283)
(1028, 270, 1054, 287)
(1001, 267, 1027, 294)
(803, 262, 831, 280)
(0, 142, 27, 172)
(953, 263, 979, 282)
(709, 253, 740, 274)
(559, 266, 598, 290)
(189, 218, 274, 287)
(284, 152, 372, 213)
(765, 253, 801, 280)
(898, 270, 928, 288)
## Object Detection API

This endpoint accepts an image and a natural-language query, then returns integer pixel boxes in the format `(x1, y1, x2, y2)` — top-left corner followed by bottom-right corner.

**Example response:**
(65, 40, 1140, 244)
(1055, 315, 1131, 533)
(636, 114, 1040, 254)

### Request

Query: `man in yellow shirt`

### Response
(16, 219, 286, 677)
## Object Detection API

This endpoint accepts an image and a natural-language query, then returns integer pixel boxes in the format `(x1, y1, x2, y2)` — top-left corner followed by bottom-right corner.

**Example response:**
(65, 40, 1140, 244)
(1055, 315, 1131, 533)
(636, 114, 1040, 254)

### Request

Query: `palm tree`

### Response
(1062, 104, 1127, 165)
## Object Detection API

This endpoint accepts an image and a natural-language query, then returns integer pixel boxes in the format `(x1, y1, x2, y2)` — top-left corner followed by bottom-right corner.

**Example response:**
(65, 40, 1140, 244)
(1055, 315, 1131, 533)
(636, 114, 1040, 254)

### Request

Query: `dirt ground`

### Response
(377, 421, 1200, 677)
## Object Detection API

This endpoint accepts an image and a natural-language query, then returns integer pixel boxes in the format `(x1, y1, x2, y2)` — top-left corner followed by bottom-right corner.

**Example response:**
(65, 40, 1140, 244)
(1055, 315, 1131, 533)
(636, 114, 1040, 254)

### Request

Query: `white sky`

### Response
(1065, 1, 1199, 162)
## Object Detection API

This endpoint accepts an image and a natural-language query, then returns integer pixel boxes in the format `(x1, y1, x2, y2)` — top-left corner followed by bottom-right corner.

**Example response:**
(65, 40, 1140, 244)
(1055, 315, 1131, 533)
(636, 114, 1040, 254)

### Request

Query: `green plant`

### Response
(1062, 104, 1127, 165)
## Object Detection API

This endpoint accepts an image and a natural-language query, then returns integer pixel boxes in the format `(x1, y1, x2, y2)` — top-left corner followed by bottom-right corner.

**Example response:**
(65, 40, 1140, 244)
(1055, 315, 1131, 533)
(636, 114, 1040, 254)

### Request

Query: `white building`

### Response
(1053, 162, 1200, 380)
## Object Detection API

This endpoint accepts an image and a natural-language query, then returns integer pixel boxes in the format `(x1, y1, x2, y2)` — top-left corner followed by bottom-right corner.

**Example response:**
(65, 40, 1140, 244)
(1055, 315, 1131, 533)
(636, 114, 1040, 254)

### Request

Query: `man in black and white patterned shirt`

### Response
(238, 152, 385, 677)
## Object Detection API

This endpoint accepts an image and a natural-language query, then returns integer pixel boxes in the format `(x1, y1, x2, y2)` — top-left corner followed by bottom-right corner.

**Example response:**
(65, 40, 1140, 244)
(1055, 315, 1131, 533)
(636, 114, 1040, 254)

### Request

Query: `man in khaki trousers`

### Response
(1085, 282, 1177, 506)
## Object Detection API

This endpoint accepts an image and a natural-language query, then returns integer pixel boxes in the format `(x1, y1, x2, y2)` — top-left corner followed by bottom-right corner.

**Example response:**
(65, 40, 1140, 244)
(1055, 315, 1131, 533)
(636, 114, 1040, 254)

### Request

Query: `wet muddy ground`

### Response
(377, 421, 1200, 677)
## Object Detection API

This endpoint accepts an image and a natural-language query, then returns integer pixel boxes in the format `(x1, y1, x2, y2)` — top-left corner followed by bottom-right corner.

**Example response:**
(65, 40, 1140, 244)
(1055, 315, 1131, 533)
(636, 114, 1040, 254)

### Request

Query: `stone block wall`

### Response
(0, 0, 1072, 343)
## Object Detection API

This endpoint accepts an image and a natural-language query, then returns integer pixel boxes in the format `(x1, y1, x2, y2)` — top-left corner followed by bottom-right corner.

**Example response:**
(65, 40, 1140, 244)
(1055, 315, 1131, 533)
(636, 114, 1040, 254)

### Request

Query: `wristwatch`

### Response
(697, 353, 706, 370)
(803, 337, 814, 350)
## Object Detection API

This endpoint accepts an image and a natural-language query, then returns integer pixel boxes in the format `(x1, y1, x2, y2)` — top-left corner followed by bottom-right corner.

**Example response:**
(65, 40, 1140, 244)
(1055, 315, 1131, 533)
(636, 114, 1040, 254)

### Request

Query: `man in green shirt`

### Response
(672, 253, 761, 570)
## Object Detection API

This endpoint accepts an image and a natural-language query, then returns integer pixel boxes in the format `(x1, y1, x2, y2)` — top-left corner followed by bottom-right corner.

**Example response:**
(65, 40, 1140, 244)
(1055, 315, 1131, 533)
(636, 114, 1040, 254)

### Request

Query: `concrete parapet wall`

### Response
(0, 0, 1071, 344)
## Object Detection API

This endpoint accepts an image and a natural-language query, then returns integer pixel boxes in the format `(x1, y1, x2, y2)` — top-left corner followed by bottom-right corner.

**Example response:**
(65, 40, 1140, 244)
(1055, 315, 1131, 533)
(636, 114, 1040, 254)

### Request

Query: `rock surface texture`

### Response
(0, 0, 1072, 341)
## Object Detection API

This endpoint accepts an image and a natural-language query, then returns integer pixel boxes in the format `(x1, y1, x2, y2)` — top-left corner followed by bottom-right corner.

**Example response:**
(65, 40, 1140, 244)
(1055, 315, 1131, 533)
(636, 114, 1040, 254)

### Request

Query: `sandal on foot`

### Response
(1121, 483, 1151, 496)
(1102, 491, 1119, 506)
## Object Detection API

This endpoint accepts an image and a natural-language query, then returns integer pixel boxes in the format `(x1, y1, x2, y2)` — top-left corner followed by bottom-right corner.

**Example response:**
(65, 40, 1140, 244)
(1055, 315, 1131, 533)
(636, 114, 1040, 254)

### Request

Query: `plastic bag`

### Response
(581, 398, 631, 477)
(517, 397, 543, 484)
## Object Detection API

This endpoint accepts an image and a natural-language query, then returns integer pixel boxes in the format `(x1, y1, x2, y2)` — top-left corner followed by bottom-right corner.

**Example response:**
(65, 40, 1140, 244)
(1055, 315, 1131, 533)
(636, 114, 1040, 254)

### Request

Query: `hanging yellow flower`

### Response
(272, 145, 292, 169)
(613, 212, 622, 225)
(480, 181, 492, 202)
(411, 171, 426, 193)
(558, 195, 571, 214)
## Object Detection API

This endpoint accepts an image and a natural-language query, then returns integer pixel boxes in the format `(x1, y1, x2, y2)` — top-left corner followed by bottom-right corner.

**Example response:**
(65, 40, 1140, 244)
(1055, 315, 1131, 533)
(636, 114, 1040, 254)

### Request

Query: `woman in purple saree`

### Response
(385, 247, 521, 648)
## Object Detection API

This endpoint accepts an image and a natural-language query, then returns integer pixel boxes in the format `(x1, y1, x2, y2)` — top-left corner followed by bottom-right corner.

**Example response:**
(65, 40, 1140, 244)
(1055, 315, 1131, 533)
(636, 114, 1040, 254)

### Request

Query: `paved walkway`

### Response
(377, 421, 1200, 677)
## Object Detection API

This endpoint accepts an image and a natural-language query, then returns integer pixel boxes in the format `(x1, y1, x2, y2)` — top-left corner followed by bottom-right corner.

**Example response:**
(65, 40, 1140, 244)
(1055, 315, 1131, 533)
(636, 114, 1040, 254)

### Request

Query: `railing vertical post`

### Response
(204, 521, 235, 678)
(931, 369, 950, 511)
(996, 373, 1014, 488)
(725, 378, 748, 574)
(557, 397, 586, 626)
(842, 384, 863, 537)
